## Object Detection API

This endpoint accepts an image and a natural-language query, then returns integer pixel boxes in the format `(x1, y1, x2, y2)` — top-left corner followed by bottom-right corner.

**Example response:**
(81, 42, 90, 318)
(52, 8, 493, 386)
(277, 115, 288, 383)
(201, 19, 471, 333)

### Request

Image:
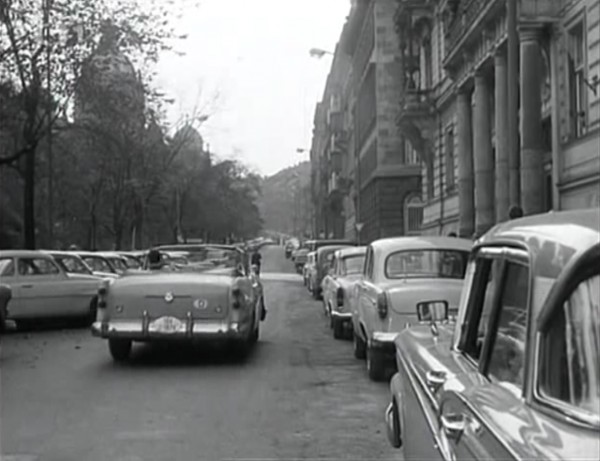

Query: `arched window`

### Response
(404, 195, 424, 235)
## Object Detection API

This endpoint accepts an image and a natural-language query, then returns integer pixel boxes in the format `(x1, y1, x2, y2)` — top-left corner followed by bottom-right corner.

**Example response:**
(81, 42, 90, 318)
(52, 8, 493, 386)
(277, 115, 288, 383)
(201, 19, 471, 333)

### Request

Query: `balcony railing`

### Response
(400, 88, 434, 117)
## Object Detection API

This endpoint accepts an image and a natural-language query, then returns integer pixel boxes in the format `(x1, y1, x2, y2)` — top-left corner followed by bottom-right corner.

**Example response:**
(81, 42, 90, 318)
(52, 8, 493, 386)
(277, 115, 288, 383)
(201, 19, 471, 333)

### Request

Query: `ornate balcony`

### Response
(396, 88, 435, 165)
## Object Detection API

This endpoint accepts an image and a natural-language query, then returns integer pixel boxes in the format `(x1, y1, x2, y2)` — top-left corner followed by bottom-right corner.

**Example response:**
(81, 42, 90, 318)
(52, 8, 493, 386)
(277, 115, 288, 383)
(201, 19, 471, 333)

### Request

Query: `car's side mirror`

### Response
(416, 300, 449, 322)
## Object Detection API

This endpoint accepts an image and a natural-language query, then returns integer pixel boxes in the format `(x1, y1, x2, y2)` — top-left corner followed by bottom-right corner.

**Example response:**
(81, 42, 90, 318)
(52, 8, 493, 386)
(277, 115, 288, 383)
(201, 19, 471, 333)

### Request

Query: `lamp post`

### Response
(309, 48, 334, 59)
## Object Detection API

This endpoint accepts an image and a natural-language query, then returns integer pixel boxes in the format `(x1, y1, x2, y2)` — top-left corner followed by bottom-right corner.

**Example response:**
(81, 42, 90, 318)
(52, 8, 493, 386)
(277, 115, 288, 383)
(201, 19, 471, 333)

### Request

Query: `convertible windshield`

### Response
(158, 246, 243, 269)
(342, 255, 365, 275)
(385, 249, 469, 280)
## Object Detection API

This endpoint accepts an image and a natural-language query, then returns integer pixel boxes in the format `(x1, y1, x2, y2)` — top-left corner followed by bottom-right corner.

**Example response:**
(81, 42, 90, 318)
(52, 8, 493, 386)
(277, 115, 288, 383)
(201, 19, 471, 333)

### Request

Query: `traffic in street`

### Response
(0, 245, 398, 461)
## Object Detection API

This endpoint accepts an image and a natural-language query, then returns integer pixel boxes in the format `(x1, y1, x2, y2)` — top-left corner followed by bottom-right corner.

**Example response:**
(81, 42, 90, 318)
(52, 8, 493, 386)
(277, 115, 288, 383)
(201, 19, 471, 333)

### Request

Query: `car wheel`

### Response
(333, 319, 344, 340)
(367, 344, 386, 381)
(85, 296, 98, 327)
(109, 338, 132, 363)
(353, 331, 367, 360)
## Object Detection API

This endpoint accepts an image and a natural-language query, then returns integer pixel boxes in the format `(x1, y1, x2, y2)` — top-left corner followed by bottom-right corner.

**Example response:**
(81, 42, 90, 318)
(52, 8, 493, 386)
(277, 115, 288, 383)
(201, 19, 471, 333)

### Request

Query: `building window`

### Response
(404, 195, 424, 235)
(567, 21, 587, 138)
(421, 37, 433, 89)
(404, 138, 419, 165)
(445, 127, 455, 191)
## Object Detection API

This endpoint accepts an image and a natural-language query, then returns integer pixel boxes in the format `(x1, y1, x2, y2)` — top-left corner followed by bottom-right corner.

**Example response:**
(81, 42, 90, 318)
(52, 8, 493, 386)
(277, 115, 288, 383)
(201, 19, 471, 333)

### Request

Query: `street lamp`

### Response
(309, 48, 334, 59)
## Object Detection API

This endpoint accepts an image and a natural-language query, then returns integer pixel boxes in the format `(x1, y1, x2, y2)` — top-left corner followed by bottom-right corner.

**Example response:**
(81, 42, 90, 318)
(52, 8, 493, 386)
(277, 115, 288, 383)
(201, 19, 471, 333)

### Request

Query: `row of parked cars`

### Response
(0, 249, 191, 332)
(291, 209, 600, 461)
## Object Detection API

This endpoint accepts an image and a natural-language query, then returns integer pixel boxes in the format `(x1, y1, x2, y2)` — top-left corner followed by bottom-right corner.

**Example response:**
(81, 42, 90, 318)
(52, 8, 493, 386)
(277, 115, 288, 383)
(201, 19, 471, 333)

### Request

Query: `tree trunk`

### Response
(23, 147, 36, 249)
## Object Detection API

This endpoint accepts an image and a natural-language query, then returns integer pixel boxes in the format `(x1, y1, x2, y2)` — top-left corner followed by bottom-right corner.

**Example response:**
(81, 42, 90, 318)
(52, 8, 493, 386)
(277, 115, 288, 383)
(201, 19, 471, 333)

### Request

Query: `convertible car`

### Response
(91, 244, 267, 362)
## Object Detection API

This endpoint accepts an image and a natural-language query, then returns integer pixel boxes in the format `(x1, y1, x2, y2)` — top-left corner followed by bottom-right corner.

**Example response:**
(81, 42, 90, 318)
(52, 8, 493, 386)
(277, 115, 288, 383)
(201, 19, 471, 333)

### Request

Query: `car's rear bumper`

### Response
(331, 310, 352, 321)
(91, 319, 248, 341)
(370, 332, 399, 366)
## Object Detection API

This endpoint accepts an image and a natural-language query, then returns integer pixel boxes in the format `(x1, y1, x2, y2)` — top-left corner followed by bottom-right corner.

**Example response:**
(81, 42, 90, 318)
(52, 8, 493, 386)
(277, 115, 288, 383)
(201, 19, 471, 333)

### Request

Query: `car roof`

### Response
(76, 251, 109, 258)
(42, 250, 82, 257)
(316, 244, 354, 254)
(154, 244, 240, 252)
(336, 246, 367, 257)
(371, 236, 473, 253)
(478, 208, 600, 251)
(0, 249, 52, 258)
(477, 209, 600, 279)
(96, 252, 126, 258)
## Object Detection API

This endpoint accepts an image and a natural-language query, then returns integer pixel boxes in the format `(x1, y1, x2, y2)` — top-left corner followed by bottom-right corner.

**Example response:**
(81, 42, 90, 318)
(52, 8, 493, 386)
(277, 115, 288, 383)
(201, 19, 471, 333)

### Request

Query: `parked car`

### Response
(118, 252, 144, 269)
(44, 251, 100, 279)
(353, 236, 472, 380)
(293, 247, 310, 273)
(0, 283, 11, 332)
(74, 251, 120, 279)
(92, 244, 266, 362)
(0, 250, 100, 327)
(305, 239, 356, 253)
(304, 251, 317, 288)
(385, 209, 600, 461)
(310, 245, 354, 300)
(96, 252, 130, 275)
(321, 246, 366, 339)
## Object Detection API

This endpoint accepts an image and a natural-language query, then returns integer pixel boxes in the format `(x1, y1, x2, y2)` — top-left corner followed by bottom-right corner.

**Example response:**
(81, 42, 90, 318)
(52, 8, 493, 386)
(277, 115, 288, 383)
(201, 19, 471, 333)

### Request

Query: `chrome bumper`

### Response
(91, 319, 247, 340)
(331, 310, 352, 320)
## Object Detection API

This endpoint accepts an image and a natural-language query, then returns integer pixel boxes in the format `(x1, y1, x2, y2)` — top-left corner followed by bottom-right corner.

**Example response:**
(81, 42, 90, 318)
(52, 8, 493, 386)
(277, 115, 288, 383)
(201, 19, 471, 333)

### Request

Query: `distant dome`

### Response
(75, 21, 145, 124)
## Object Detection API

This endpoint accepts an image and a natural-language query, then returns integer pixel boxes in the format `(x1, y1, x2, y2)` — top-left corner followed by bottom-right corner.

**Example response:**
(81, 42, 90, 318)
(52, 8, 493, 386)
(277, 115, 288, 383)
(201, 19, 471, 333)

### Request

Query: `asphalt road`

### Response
(1, 246, 400, 461)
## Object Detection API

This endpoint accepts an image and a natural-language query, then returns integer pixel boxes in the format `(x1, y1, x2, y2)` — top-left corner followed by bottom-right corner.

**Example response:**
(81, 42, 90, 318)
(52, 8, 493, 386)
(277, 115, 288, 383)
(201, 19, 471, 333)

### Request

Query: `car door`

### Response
(438, 248, 529, 461)
(357, 246, 379, 340)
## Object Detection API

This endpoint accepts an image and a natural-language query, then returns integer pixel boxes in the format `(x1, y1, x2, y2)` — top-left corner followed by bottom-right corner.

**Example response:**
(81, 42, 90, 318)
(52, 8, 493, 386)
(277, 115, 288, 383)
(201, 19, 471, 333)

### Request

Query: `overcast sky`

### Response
(155, 0, 351, 177)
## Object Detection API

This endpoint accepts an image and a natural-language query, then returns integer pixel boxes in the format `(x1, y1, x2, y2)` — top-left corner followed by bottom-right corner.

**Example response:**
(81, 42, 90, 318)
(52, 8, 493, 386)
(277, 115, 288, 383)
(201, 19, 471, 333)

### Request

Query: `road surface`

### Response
(1, 246, 399, 461)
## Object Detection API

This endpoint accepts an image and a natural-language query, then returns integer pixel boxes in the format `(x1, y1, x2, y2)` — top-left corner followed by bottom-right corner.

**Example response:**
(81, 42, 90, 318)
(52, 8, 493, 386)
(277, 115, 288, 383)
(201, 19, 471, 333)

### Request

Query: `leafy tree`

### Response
(0, 0, 184, 248)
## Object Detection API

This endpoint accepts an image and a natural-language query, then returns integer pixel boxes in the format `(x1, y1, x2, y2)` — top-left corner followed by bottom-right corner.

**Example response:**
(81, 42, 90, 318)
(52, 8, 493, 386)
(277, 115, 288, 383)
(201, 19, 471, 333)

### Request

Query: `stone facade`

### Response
(310, 0, 421, 245)
(395, 0, 599, 238)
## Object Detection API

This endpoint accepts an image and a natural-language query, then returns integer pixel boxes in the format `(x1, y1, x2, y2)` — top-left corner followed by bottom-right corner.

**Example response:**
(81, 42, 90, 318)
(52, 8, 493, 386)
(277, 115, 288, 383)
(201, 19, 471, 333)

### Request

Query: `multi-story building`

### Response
(394, 0, 600, 238)
(311, 0, 422, 244)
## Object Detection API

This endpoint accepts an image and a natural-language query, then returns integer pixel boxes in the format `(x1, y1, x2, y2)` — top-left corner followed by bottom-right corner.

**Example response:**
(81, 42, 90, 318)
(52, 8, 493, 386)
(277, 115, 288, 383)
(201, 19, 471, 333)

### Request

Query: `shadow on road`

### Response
(101, 340, 268, 369)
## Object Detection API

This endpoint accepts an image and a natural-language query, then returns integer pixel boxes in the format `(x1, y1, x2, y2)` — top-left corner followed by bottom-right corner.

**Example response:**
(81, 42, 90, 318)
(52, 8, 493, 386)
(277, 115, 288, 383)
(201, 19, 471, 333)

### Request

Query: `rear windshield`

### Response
(385, 249, 469, 280)
(157, 246, 243, 269)
(342, 254, 365, 275)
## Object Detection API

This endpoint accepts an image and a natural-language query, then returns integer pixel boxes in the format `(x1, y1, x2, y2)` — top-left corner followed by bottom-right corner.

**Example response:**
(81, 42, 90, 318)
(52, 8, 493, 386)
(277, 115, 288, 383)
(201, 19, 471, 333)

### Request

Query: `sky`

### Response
(155, 0, 351, 177)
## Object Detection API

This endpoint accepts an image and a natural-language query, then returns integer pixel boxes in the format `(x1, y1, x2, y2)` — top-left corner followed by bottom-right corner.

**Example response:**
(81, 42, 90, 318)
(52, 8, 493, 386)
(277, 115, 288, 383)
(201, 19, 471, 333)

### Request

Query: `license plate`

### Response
(148, 316, 185, 334)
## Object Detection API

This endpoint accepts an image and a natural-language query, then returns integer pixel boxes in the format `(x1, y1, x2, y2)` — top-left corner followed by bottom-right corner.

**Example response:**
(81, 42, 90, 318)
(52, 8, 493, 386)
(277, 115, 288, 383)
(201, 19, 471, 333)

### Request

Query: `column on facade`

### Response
(456, 88, 475, 238)
(519, 24, 546, 215)
(473, 69, 495, 236)
(494, 47, 510, 222)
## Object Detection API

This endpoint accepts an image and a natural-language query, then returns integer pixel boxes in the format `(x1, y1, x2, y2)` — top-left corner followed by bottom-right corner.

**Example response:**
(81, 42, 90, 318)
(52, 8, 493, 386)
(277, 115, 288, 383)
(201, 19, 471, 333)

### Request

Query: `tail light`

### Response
(336, 288, 344, 307)
(232, 287, 242, 309)
(97, 279, 110, 308)
(377, 292, 388, 319)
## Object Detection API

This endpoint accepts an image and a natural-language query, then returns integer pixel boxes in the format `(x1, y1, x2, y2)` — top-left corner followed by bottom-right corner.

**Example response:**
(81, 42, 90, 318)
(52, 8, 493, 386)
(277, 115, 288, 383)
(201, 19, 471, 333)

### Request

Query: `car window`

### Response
(109, 257, 128, 272)
(462, 257, 503, 363)
(56, 256, 92, 274)
(84, 257, 113, 273)
(364, 247, 374, 280)
(487, 262, 529, 389)
(18, 257, 60, 276)
(342, 254, 365, 275)
(385, 249, 468, 279)
(0, 257, 15, 276)
(538, 274, 600, 418)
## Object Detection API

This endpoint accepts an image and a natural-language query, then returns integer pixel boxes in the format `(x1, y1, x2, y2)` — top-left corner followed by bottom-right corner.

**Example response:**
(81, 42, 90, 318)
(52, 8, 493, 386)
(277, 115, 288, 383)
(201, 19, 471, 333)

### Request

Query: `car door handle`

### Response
(22, 284, 34, 288)
(440, 413, 466, 441)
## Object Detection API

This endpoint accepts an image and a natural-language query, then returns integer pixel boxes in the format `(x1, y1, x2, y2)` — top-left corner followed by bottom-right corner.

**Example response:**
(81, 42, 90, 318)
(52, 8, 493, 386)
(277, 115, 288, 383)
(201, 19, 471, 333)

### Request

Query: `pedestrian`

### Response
(147, 249, 166, 270)
(251, 250, 262, 276)
(509, 205, 524, 220)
